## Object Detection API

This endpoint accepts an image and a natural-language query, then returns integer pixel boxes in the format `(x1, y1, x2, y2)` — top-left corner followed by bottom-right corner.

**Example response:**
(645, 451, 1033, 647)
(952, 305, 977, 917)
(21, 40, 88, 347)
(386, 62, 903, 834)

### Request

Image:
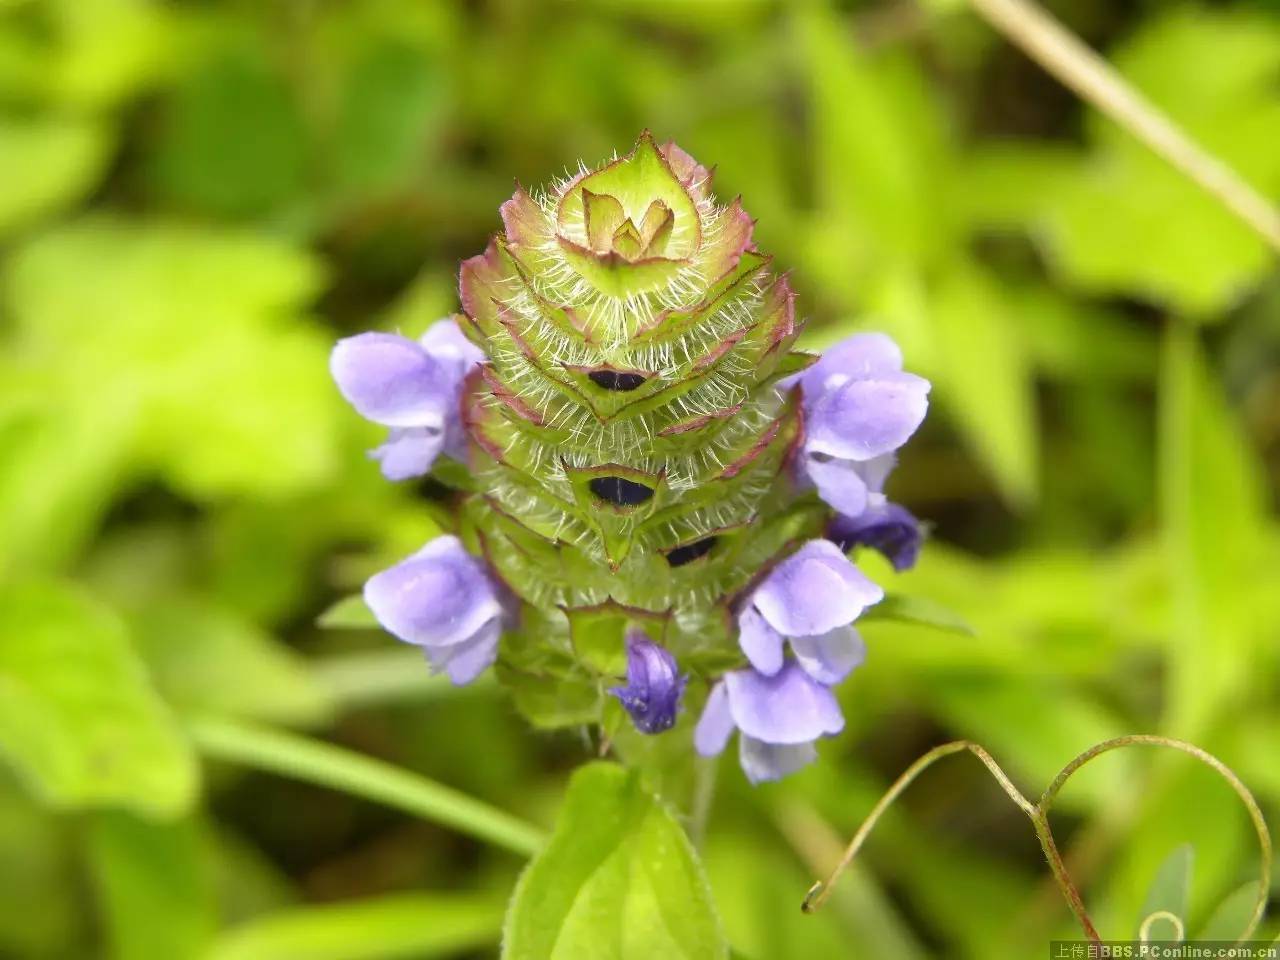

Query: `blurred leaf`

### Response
(151, 47, 308, 219)
(210, 892, 503, 960)
(884, 816, 1035, 956)
(133, 597, 333, 726)
(42, 0, 166, 107)
(1097, 762, 1253, 937)
(207, 823, 296, 928)
(3, 217, 340, 500)
(1196, 880, 1260, 940)
(951, 142, 1078, 232)
(0, 778, 80, 956)
(87, 811, 215, 960)
(317, 593, 377, 629)
(0, 580, 197, 816)
(796, 2, 949, 273)
(1002, 282, 1157, 385)
(312, 649, 485, 709)
(0, 116, 113, 240)
(1135, 844, 1193, 937)
(0, 397, 131, 574)
(705, 832, 917, 960)
(1035, 10, 1280, 315)
(929, 676, 1130, 810)
(929, 261, 1038, 506)
(503, 762, 727, 960)
(862, 592, 975, 637)
(330, 38, 446, 198)
(1159, 324, 1269, 737)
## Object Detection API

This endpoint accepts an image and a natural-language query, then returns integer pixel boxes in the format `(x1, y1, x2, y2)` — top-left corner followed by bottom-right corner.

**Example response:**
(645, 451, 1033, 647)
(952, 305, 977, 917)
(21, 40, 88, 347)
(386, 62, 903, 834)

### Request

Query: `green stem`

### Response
(188, 715, 546, 858)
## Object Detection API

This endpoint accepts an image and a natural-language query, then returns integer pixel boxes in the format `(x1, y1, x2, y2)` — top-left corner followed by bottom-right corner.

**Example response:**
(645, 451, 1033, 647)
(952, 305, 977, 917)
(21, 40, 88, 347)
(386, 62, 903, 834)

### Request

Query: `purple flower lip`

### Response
(791, 332, 930, 518)
(694, 663, 845, 783)
(828, 501, 923, 572)
(608, 633, 686, 734)
(363, 535, 506, 685)
(330, 318, 483, 481)
(737, 539, 880, 686)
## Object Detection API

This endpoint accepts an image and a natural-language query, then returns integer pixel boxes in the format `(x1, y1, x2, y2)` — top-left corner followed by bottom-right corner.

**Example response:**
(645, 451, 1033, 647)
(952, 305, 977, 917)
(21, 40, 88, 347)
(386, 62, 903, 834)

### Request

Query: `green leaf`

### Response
(861, 593, 975, 637)
(929, 676, 1130, 810)
(1099, 762, 1253, 938)
(209, 892, 503, 960)
(188, 716, 545, 857)
(503, 762, 727, 960)
(3, 218, 341, 501)
(150, 47, 308, 219)
(0, 116, 113, 240)
(41, 0, 166, 108)
(86, 811, 215, 960)
(796, 3, 949, 271)
(928, 260, 1038, 506)
(1196, 881, 1260, 940)
(0, 396, 132, 575)
(132, 598, 333, 727)
(705, 829, 924, 960)
(1159, 324, 1268, 737)
(331, 38, 447, 197)
(0, 778, 79, 956)
(1035, 10, 1280, 315)
(1136, 844, 1193, 938)
(0, 581, 197, 816)
(317, 593, 379, 629)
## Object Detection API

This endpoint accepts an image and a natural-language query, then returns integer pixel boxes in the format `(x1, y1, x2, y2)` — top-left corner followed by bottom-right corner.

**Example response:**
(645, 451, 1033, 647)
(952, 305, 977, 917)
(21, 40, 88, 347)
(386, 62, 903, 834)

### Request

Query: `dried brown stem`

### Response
(968, 0, 1280, 252)
(802, 736, 1271, 944)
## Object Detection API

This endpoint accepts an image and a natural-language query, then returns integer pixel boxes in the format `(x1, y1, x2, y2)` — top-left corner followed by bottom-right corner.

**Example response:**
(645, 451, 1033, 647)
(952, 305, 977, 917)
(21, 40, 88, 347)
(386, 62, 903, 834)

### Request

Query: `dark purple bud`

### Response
(828, 502, 923, 572)
(608, 633, 686, 734)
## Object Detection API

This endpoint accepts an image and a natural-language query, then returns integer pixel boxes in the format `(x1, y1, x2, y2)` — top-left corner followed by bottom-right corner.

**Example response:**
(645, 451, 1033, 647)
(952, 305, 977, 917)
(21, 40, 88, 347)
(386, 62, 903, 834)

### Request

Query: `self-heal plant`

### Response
(331, 133, 929, 783)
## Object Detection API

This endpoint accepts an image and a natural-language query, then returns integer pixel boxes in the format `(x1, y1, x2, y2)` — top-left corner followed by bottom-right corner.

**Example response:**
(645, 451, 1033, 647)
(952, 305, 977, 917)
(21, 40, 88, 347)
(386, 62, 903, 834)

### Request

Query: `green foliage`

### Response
(1035, 10, 1280, 316)
(1159, 324, 1268, 738)
(0, 116, 113, 239)
(210, 893, 504, 960)
(0, 581, 197, 816)
(0, 0, 1277, 955)
(503, 763, 726, 960)
(132, 598, 333, 726)
(87, 811, 216, 960)
(1136, 844, 1193, 937)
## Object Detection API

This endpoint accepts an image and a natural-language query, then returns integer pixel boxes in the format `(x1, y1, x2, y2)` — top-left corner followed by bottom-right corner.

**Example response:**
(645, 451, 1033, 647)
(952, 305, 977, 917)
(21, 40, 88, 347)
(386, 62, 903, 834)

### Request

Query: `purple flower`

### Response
(364, 535, 505, 685)
(828, 502, 923, 572)
(796, 333, 929, 517)
(694, 663, 845, 783)
(331, 318, 483, 481)
(608, 632, 686, 734)
(737, 540, 881, 685)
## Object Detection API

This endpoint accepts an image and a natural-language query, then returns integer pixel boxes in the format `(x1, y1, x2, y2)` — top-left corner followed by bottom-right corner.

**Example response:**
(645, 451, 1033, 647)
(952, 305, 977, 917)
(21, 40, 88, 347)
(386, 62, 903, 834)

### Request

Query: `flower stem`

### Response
(188, 715, 546, 858)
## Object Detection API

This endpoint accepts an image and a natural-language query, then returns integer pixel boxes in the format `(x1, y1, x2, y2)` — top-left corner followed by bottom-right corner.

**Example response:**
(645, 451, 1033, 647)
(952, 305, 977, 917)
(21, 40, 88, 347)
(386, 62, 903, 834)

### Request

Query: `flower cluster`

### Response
(329, 134, 930, 784)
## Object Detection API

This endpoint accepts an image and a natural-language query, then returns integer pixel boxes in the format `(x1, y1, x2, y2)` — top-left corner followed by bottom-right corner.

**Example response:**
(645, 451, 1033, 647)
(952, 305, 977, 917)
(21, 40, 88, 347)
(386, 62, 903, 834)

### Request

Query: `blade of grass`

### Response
(187, 715, 545, 857)
(209, 892, 504, 960)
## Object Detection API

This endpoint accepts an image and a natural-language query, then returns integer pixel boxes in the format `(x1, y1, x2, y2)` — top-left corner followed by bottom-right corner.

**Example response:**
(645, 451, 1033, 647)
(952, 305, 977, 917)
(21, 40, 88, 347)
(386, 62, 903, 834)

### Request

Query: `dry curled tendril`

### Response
(801, 735, 1272, 943)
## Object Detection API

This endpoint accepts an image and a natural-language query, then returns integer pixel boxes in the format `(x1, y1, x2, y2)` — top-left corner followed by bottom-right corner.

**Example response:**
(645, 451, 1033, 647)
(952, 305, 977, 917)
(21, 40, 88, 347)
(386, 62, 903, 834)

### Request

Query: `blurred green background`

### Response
(1, 0, 1278, 957)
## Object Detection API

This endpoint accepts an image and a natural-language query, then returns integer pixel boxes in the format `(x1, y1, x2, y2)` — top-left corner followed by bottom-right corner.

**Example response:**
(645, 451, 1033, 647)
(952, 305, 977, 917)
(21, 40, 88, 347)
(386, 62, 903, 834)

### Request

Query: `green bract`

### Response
(452, 133, 823, 725)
